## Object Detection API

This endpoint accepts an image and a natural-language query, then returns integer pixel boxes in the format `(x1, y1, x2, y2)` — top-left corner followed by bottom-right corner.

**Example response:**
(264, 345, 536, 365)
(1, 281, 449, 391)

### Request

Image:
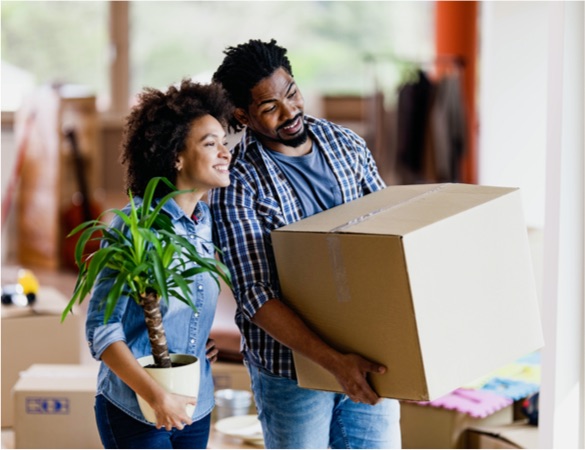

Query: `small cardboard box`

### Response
(1, 286, 83, 426)
(13, 363, 101, 449)
(401, 402, 513, 449)
(212, 362, 251, 392)
(466, 421, 539, 449)
(271, 183, 544, 401)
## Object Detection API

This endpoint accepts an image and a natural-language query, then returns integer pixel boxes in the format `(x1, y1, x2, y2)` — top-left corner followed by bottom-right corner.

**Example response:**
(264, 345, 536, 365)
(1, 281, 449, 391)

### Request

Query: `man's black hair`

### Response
(213, 39, 293, 132)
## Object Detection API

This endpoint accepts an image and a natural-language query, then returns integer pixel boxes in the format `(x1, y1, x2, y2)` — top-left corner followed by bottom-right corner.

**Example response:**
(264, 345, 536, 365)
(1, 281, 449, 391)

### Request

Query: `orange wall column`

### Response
(435, 1, 478, 184)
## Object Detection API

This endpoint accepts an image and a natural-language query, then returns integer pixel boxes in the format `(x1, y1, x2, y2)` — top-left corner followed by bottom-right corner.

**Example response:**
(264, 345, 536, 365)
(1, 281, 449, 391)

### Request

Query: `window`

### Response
(1, 1, 434, 113)
(130, 1, 434, 97)
(1, 1, 108, 112)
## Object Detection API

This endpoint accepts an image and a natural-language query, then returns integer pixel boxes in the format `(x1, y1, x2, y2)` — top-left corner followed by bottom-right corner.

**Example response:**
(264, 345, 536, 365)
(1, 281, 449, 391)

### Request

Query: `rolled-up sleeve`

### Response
(85, 263, 130, 360)
(89, 323, 127, 359)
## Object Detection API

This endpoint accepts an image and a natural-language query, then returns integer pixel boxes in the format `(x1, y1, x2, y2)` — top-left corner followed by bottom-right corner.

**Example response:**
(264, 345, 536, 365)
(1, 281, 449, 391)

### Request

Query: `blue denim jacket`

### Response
(85, 197, 218, 425)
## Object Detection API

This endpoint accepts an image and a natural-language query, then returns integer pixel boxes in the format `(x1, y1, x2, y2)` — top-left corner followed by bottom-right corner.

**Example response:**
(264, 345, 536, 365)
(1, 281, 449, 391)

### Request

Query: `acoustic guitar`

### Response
(61, 129, 102, 270)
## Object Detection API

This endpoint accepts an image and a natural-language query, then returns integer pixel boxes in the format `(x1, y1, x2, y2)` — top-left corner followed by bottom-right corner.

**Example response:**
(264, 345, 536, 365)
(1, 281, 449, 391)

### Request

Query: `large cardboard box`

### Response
(1, 286, 83, 427)
(401, 402, 513, 449)
(13, 363, 101, 449)
(271, 183, 544, 401)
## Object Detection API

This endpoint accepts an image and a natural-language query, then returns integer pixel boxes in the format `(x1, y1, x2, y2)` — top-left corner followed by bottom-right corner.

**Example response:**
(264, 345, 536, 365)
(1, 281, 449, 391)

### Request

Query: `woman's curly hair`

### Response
(212, 39, 293, 133)
(120, 79, 233, 198)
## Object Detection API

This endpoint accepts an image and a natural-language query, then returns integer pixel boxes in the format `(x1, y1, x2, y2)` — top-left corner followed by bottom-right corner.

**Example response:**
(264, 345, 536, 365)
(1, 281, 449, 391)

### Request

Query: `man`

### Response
(210, 39, 400, 449)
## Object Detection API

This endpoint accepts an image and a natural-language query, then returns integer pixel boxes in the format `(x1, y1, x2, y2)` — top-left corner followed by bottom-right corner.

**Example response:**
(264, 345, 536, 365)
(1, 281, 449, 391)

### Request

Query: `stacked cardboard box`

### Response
(467, 421, 539, 449)
(401, 402, 514, 448)
(13, 363, 101, 449)
(1, 286, 83, 427)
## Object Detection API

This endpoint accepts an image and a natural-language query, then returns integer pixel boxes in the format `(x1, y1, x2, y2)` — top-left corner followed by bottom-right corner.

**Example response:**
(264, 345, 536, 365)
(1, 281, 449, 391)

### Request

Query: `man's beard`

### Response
(275, 113, 309, 148)
(279, 127, 309, 148)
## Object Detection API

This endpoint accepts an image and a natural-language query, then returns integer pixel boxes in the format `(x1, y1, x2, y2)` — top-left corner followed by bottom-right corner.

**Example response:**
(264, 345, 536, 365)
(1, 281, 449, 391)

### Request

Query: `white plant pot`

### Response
(136, 353, 200, 424)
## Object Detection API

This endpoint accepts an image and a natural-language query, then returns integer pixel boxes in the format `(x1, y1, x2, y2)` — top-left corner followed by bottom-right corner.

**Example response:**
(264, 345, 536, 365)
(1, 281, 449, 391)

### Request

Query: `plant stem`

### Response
(141, 291, 172, 368)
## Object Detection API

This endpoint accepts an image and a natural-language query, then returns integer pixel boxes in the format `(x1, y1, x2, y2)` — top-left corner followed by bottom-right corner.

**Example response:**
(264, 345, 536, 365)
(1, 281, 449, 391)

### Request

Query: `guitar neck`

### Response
(65, 129, 93, 222)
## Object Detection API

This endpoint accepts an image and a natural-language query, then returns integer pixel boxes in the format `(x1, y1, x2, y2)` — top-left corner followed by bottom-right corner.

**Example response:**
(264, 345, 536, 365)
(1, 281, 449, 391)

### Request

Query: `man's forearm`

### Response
(251, 298, 385, 404)
(251, 298, 341, 370)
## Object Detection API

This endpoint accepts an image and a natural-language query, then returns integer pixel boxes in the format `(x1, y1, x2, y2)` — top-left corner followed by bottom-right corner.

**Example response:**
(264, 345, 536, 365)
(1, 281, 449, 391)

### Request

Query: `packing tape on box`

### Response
(329, 184, 448, 233)
(326, 184, 448, 303)
(326, 235, 351, 303)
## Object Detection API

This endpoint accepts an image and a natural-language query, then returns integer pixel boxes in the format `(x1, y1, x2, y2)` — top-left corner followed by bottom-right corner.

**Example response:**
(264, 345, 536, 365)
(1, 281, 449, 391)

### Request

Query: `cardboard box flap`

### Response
(14, 364, 98, 392)
(274, 184, 518, 237)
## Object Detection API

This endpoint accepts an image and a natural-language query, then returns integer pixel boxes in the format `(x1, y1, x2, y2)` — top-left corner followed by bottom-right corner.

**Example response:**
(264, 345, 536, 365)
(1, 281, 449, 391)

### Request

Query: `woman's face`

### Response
(174, 114, 231, 194)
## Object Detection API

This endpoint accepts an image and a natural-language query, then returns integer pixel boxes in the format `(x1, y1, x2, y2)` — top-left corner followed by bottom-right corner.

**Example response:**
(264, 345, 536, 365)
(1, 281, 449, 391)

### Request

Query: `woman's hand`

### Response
(206, 338, 219, 363)
(153, 392, 197, 431)
(100, 342, 199, 430)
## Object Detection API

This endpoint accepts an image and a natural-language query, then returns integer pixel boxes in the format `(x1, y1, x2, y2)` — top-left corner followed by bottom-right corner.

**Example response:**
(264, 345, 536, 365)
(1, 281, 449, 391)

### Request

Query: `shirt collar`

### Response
(154, 196, 206, 224)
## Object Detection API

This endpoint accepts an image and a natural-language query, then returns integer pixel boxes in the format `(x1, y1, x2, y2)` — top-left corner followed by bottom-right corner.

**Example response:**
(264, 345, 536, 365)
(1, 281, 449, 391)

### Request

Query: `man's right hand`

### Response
(327, 352, 385, 405)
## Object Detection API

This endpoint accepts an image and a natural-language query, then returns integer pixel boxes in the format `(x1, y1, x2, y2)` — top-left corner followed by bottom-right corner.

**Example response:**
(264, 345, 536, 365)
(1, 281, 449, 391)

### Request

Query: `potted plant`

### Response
(61, 176, 231, 422)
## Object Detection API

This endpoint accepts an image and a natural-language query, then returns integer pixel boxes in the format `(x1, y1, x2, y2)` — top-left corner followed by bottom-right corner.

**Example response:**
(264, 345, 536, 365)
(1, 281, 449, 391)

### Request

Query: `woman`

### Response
(85, 80, 233, 449)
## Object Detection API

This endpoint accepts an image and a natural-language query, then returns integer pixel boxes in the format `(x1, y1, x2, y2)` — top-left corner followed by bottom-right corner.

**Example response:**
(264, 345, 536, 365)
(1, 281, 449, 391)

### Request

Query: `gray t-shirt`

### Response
(267, 145, 342, 218)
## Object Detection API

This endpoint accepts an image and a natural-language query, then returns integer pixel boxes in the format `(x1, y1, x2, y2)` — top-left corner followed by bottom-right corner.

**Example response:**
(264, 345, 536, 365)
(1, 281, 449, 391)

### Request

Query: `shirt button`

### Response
(190, 234, 196, 239)
(194, 312, 200, 318)
(190, 339, 195, 344)
(222, 247, 227, 252)
(197, 285, 203, 291)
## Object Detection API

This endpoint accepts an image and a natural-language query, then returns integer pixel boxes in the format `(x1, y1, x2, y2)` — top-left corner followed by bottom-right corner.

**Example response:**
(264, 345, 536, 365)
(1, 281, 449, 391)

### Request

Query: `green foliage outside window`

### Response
(1, 1, 433, 111)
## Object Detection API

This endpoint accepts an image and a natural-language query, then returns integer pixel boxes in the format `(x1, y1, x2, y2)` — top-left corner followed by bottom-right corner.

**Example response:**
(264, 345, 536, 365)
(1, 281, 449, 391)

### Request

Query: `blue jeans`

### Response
(94, 394, 211, 449)
(247, 363, 401, 449)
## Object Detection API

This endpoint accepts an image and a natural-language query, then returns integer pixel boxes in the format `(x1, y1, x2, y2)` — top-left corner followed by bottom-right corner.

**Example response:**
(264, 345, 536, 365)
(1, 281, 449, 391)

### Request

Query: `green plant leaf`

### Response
(108, 208, 134, 229)
(103, 274, 130, 323)
(150, 249, 168, 303)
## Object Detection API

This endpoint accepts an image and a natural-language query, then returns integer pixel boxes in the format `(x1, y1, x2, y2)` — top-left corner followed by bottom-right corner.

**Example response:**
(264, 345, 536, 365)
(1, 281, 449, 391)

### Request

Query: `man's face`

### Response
(236, 67, 308, 152)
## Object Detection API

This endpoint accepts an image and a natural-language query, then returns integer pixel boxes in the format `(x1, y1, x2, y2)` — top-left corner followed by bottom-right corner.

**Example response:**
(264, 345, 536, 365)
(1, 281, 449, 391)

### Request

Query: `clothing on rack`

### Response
(396, 69, 433, 177)
(395, 66, 467, 184)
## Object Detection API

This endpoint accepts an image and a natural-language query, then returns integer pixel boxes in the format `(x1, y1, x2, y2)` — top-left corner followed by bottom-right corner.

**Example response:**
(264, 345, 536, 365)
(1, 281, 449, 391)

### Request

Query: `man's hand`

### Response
(251, 299, 384, 405)
(206, 338, 219, 363)
(328, 353, 385, 405)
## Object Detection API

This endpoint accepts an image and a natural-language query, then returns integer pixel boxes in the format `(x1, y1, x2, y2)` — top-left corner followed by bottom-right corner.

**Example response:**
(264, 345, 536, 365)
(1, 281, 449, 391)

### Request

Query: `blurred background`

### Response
(1, 1, 583, 449)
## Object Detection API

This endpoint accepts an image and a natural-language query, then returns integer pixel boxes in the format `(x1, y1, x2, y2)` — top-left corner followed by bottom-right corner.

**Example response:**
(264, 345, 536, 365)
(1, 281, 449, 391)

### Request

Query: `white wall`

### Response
(539, 2, 584, 448)
(480, 2, 584, 448)
(478, 2, 549, 229)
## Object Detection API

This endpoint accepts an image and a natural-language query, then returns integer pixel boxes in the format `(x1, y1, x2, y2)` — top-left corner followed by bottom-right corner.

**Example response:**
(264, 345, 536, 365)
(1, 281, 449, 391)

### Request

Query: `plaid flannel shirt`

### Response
(209, 114, 386, 379)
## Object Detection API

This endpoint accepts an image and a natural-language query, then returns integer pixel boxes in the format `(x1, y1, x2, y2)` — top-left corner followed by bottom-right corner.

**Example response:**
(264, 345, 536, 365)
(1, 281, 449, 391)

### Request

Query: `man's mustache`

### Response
(278, 113, 303, 132)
